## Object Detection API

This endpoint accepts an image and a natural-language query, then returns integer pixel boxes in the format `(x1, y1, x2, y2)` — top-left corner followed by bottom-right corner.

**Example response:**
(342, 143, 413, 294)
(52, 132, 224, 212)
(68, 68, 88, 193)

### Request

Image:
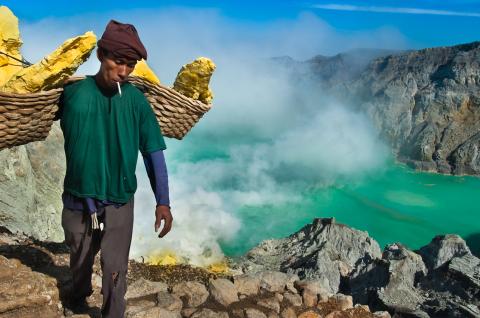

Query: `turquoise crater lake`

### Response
(218, 161, 480, 257)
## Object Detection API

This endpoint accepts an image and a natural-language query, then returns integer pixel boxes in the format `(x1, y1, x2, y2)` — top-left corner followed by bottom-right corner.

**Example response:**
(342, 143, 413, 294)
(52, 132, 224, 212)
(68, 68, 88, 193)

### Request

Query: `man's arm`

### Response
(143, 150, 173, 237)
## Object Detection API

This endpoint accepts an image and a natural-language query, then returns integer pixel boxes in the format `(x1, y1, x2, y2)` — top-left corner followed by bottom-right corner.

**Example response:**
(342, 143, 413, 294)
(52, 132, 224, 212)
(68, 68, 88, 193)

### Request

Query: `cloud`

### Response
(311, 4, 480, 18)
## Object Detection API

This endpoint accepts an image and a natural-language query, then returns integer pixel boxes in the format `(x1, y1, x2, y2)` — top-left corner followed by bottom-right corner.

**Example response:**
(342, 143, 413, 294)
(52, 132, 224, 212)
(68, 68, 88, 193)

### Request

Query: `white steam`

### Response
(17, 7, 398, 265)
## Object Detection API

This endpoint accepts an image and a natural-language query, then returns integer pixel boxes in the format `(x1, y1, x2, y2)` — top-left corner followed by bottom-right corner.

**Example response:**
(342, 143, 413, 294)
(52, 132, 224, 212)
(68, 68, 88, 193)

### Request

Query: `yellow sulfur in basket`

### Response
(173, 57, 215, 104)
(0, 6, 24, 87)
(1, 31, 96, 93)
(131, 59, 161, 85)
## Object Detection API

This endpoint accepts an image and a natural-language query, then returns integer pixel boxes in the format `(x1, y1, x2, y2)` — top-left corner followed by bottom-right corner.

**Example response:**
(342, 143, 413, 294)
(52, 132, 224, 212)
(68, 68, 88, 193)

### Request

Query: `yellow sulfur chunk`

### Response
(0, 6, 24, 86)
(173, 57, 215, 104)
(1, 31, 96, 93)
(131, 59, 161, 85)
(147, 250, 182, 266)
(207, 260, 231, 274)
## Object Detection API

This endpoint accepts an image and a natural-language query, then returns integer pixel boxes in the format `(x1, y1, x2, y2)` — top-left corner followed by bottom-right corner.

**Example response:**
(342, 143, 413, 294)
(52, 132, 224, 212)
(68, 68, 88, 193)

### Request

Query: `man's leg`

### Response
(62, 207, 101, 304)
(100, 198, 134, 318)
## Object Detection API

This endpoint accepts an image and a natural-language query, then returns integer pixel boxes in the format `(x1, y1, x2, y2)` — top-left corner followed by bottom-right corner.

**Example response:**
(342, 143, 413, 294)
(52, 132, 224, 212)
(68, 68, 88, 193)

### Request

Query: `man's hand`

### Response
(155, 205, 173, 238)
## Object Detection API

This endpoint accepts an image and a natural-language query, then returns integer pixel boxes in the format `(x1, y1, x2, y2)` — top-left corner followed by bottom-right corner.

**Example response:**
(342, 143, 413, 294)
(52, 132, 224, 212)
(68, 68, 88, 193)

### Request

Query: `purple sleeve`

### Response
(143, 150, 170, 207)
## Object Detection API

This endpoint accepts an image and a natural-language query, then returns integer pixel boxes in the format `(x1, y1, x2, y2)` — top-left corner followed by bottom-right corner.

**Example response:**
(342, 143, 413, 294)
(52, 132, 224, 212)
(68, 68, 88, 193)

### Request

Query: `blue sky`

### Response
(2, 0, 479, 51)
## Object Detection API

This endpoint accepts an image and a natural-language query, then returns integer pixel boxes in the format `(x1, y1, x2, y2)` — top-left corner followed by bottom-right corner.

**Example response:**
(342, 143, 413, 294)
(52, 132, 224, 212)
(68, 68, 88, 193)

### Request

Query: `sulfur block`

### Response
(131, 59, 161, 85)
(1, 31, 96, 93)
(173, 57, 215, 104)
(0, 6, 24, 86)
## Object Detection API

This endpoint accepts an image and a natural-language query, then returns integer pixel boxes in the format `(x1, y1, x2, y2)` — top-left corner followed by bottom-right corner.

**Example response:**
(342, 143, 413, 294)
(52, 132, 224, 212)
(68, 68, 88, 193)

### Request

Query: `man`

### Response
(57, 20, 173, 317)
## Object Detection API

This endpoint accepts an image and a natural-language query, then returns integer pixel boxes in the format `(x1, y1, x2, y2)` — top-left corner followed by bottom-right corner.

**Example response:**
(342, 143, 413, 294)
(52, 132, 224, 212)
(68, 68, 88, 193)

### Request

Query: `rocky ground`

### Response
(1, 219, 479, 318)
(0, 224, 390, 318)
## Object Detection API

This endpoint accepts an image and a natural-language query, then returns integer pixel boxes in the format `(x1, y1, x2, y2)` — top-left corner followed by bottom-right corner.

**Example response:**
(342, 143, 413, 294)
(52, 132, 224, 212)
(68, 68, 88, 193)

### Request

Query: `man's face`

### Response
(97, 50, 137, 89)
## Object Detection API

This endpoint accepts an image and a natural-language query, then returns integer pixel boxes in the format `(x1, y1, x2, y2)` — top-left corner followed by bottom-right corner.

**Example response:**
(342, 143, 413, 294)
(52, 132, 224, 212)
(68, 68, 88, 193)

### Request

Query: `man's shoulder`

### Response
(63, 77, 92, 95)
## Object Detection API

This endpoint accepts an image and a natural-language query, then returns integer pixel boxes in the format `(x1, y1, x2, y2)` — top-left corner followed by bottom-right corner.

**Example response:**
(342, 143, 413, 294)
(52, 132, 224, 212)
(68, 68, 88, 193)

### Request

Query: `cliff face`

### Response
(0, 123, 65, 241)
(351, 42, 480, 175)
(296, 42, 480, 175)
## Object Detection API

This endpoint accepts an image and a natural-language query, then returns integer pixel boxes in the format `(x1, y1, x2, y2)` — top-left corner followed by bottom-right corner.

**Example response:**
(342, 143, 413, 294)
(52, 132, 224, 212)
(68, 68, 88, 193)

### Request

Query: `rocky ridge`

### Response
(235, 218, 480, 318)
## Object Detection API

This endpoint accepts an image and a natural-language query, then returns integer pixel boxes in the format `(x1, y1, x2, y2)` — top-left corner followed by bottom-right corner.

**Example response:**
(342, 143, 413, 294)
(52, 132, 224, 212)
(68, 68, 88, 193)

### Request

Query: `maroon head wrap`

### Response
(97, 20, 147, 61)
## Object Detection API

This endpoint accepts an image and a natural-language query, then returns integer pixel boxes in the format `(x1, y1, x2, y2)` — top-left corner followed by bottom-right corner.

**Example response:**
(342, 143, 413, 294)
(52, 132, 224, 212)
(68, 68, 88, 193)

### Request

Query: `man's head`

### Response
(96, 20, 147, 90)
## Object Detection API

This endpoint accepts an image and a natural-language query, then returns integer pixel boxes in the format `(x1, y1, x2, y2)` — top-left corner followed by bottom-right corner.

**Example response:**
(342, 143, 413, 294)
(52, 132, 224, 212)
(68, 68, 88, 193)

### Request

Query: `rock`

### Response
(298, 310, 321, 318)
(302, 289, 317, 307)
(284, 292, 302, 307)
(377, 244, 427, 315)
(129, 307, 181, 318)
(232, 308, 245, 318)
(125, 299, 157, 317)
(0, 255, 60, 317)
(418, 234, 472, 271)
(419, 252, 480, 317)
(259, 271, 298, 293)
(181, 308, 198, 318)
(294, 280, 317, 294)
(324, 311, 344, 318)
(281, 307, 297, 318)
(172, 281, 209, 307)
(373, 311, 391, 318)
(245, 308, 268, 318)
(328, 294, 353, 311)
(191, 308, 229, 318)
(209, 278, 239, 306)
(0, 126, 66, 242)
(294, 280, 331, 298)
(275, 292, 284, 302)
(267, 311, 280, 318)
(257, 297, 281, 313)
(157, 291, 183, 311)
(349, 243, 428, 315)
(448, 253, 480, 288)
(239, 218, 381, 294)
(317, 290, 329, 304)
(234, 274, 261, 296)
(354, 304, 370, 311)
(125, 278, 168, 300)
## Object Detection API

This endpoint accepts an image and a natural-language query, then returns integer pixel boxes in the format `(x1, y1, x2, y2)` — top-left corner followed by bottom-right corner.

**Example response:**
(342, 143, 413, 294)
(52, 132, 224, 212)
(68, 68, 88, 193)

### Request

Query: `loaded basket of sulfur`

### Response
(0, 88, 63, 150)
(0, 5, 216, 151)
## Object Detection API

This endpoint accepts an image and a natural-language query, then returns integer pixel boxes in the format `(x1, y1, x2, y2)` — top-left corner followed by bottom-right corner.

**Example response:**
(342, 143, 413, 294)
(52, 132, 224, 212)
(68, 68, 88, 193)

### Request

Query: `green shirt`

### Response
(59, 76, 166, 203)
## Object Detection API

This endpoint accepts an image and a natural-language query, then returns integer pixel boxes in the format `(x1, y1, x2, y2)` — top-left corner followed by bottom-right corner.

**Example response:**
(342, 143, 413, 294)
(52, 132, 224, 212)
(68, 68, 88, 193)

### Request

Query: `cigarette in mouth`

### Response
(116, 82, 122, 96)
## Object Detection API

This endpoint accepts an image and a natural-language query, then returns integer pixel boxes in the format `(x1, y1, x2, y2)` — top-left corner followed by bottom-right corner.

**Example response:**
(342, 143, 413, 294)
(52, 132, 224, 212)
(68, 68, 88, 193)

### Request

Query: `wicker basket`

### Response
(0, 88, 62, 150)
(0, 76, 212, 150)
(127, 76, 212, 140)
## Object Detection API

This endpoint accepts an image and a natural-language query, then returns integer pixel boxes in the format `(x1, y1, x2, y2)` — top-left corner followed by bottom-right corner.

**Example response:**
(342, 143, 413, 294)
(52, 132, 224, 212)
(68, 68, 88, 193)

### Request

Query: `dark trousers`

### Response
(62, 198, 134, 318)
